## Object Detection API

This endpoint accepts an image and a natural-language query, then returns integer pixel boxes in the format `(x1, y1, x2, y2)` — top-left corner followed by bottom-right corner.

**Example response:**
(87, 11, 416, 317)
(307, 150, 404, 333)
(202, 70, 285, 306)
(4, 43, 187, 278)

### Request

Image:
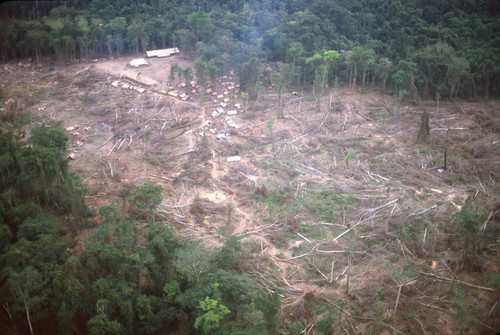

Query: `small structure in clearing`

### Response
(146, 48, 180, 58)
(128, 58, 149, 67)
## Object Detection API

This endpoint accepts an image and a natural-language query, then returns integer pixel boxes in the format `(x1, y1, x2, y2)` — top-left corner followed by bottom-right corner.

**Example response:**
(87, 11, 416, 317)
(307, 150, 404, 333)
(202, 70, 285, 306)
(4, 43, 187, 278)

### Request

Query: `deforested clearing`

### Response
(1, 55, 498, 334)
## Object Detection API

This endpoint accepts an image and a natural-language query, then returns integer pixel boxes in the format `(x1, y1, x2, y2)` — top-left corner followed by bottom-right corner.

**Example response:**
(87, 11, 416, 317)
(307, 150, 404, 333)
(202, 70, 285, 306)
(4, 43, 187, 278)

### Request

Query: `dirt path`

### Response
(172, 96, 300, 290)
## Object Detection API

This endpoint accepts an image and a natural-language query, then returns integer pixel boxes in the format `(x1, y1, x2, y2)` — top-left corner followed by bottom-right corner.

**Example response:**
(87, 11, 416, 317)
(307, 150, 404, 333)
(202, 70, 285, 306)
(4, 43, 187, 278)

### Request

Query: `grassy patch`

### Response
(144, 152, 169, 166)
(258, 186, 355, 218)
(302, 190, 357, 223)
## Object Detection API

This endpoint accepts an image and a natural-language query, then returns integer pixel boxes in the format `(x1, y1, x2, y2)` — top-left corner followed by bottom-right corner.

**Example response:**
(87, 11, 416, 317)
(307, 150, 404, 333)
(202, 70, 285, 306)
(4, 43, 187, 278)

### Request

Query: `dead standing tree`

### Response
(416, 111, 430, 143)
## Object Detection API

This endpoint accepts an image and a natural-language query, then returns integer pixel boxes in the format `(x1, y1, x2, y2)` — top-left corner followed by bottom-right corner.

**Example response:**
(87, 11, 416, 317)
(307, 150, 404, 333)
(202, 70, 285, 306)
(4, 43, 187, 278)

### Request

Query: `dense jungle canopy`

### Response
(0, 0, 499, 99)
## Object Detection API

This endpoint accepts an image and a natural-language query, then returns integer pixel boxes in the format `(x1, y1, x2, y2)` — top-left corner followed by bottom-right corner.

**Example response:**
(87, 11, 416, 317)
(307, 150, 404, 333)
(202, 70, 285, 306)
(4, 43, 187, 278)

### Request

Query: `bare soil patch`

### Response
(93, 54, 193, 89)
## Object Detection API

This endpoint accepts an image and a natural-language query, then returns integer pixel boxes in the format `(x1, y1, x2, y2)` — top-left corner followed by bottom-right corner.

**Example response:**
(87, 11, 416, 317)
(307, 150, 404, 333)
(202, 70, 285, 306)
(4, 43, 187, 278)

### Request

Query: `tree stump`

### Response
(416, 111, 430, 143)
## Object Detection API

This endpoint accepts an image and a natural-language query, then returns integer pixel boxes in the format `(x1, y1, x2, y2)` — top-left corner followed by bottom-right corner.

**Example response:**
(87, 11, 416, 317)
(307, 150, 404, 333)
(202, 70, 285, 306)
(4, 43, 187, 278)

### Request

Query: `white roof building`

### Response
(129, 58, 149, 67)
(146, 48, 180, 58)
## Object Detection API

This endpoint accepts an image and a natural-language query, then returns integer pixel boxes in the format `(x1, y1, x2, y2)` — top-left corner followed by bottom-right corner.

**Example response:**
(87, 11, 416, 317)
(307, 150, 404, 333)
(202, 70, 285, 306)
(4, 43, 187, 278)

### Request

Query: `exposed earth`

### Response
(1, 54, 499, 334)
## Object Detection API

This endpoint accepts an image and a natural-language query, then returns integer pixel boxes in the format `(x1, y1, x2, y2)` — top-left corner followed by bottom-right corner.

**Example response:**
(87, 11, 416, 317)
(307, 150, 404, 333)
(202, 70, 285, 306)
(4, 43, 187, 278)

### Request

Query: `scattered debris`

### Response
(100, 123, 113, 131)
(179, 92, 189, 101)
(225, 116, 238, 128)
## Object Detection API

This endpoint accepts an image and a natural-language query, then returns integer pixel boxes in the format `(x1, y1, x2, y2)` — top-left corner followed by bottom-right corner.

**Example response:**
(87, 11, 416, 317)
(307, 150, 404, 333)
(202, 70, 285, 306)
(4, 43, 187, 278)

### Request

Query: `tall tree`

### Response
(104, 17, 126, 57)
(271, 62, 286, 119)
(187, 11, 211, 42)
(446, 55, 470, 100)
(314, 64, 328, 113)
(6, 266, 47, 335)
(133, 183, 163, 222)
(323, 50, 341, 87)
(238, 57, 262, 102)
(377, 57, 393, 89)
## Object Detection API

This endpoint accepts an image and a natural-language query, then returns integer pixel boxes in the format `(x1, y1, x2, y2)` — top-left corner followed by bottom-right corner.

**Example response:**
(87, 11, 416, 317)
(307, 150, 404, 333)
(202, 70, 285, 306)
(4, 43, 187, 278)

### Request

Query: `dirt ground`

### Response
(1, 54, 499, 334)
(93, 54, 195, 91)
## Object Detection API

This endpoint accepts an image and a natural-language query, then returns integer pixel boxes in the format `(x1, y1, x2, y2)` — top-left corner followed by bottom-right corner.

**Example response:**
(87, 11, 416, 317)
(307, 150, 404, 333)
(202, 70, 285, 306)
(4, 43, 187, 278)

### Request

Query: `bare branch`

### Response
(420, 272, 495, 291)
(298, 163, 325, 176)
(71, 66, 90, 78)
(481, 209, 500, 231)
(394, 285, 402, 315)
